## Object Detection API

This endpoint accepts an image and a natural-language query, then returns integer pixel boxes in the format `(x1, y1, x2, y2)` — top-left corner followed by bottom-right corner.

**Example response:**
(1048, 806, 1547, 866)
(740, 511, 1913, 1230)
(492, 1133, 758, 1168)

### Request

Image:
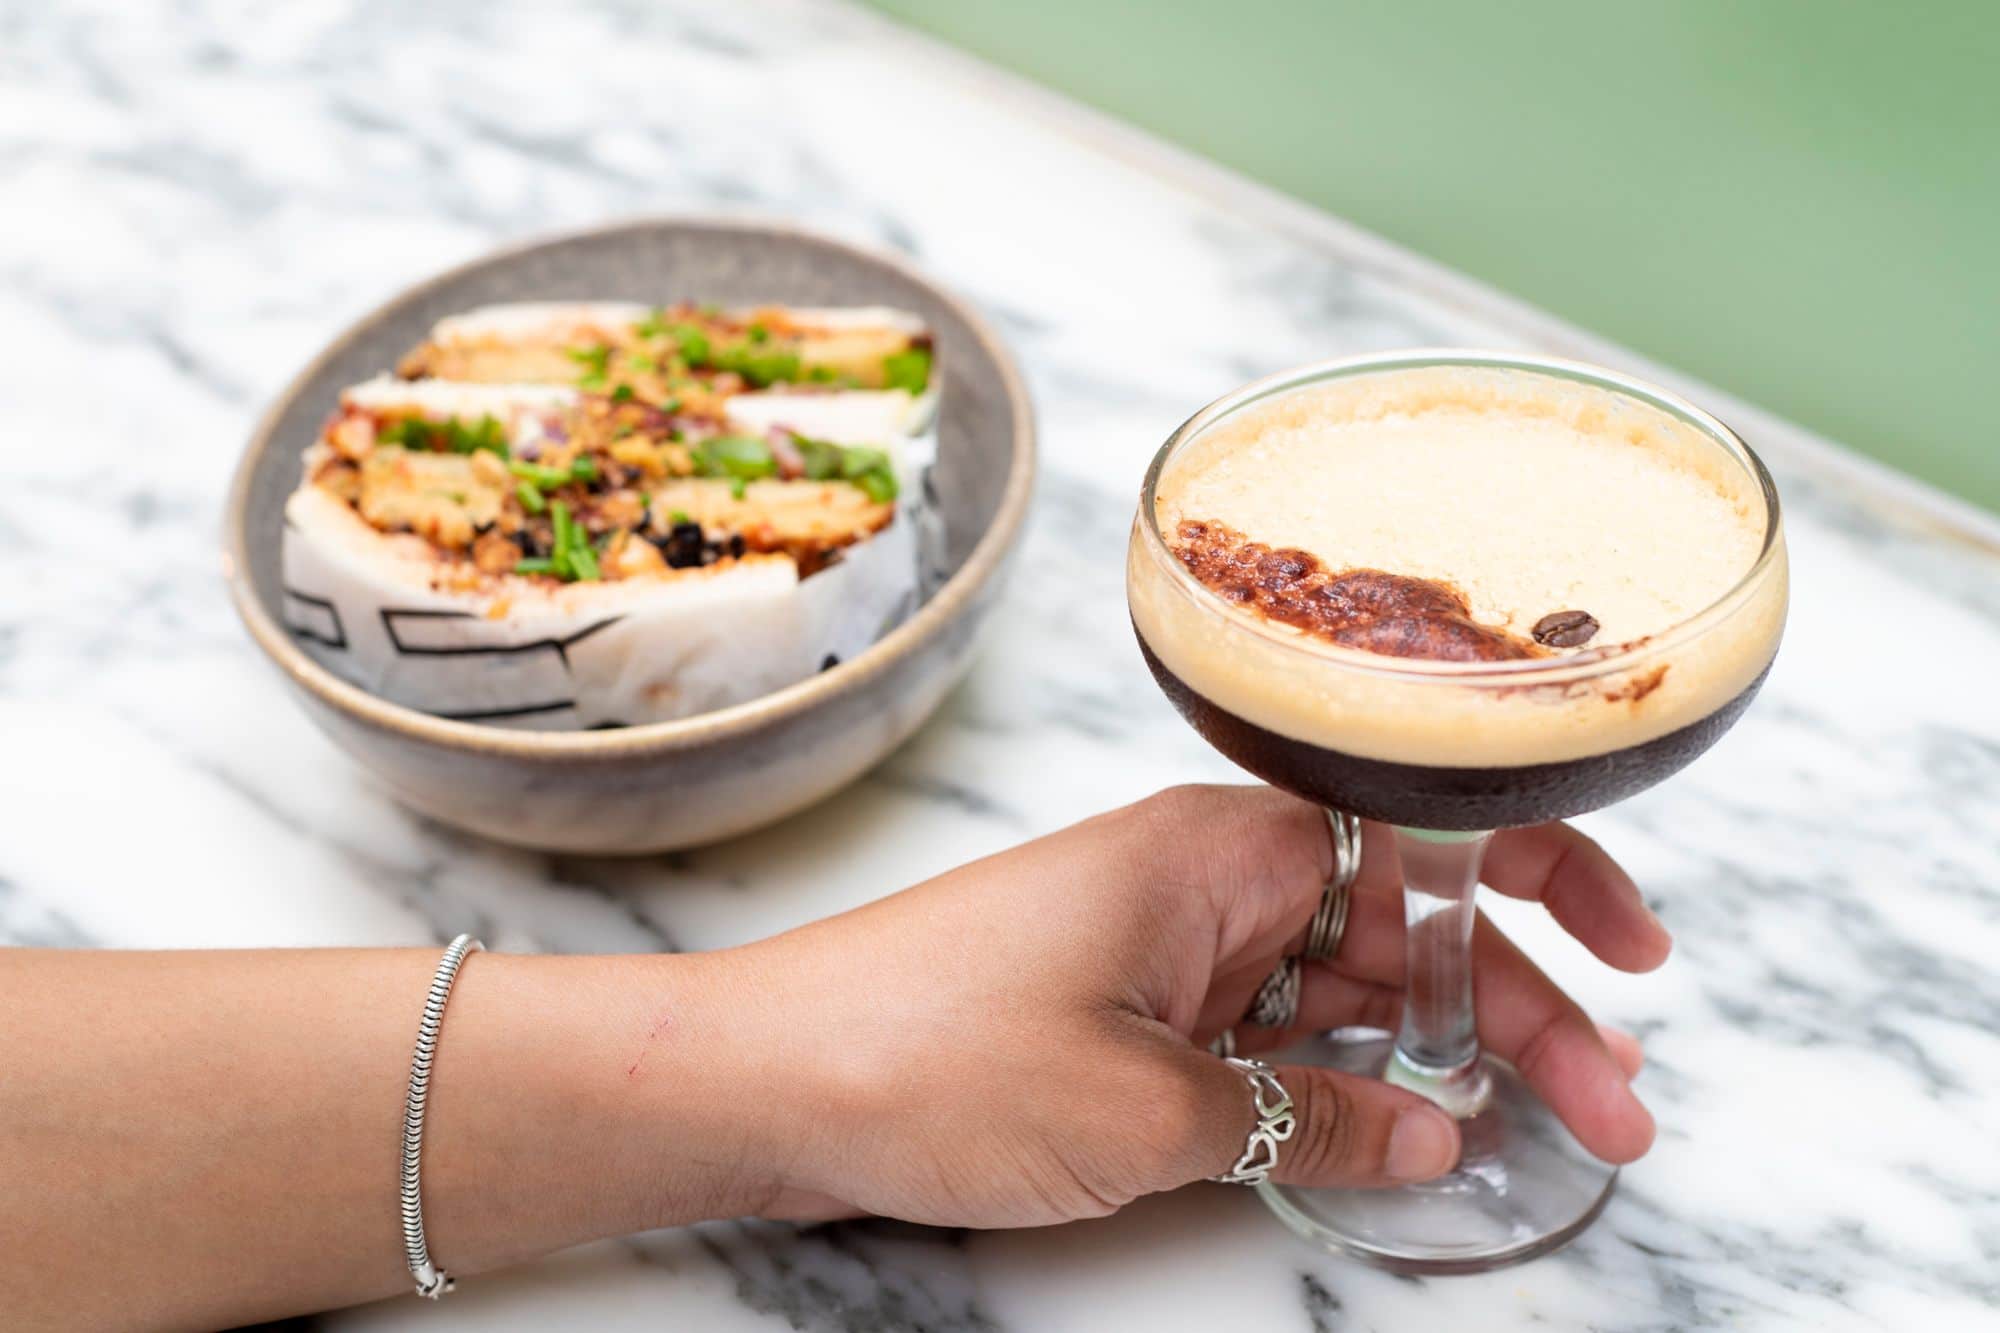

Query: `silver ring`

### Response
(1209, 1057, 1296, 1186)
(1247, 955, 1302, 1028)
(1211, 813, 1363, 1058)
(1305, 810, 1361, 962)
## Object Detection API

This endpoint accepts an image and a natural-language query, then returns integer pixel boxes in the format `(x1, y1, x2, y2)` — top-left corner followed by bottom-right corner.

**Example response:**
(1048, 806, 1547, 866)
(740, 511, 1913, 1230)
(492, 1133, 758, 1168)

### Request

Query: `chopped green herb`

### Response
(569, 456, 600, 482)
(633, 309, 668, 339)
(626, 352, 657, 374)
(550, 501, 576, 576)
(376, 413, 508, 456)
(728, 477, 747, 500)
(661, 318, 803, 382)
(852, 467, 898, 504)
(669, 509, 692, 525)
(668, 324, 712, 365)
(612, 423, 634, 440)
(882, 347, 931, 393)
(839, 445, 899, 503)
(566, 343, 611, 391)
(609, 383, 636, 403)
(377, 417, 424, 447)
(839, 446, 892, 478)
(515, 479, 547, 514)
(443, 414, 508, 456)
(661, 397, 683, 415)
(787, 435, 898, 500)
(797, 436, 844, 482)
(535, 500, 603, 582)
(508, 459, 572, 489)
(712, 342, 801, 388)
(694, 435, 778, 484)
(514, 557, 556, 575)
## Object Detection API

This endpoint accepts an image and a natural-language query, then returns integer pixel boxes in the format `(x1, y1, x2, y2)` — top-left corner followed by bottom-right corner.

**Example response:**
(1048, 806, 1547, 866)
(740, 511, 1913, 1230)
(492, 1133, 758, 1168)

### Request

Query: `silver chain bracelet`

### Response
(400, 933, 483, 1299)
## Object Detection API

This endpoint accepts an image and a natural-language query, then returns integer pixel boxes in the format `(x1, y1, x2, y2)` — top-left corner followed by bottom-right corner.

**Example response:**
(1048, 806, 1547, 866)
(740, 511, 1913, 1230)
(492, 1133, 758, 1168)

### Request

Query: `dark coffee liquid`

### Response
(1137, 629, 1768, 829)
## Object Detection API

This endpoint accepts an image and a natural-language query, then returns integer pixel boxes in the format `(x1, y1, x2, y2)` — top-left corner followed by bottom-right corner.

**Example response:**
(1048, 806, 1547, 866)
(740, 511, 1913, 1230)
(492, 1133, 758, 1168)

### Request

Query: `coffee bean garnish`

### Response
(1532, 609, 1600, 648)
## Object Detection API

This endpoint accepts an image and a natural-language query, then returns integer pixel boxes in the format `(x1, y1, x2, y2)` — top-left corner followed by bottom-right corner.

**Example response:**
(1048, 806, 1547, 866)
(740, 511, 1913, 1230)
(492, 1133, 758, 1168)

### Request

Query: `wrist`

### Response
(586, 948, 802, 1229)
(421, 948, 797, 1273)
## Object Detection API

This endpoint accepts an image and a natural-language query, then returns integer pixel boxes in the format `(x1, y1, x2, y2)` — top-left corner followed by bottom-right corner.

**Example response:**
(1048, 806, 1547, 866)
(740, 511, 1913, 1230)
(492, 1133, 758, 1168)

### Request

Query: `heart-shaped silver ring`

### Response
(1209, 1057, 1296, 1186)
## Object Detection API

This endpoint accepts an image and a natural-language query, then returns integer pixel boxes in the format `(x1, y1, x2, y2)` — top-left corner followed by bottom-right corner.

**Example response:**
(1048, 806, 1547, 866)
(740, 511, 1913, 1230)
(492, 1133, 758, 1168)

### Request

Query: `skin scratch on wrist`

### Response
(625, 1011, 676, 1079)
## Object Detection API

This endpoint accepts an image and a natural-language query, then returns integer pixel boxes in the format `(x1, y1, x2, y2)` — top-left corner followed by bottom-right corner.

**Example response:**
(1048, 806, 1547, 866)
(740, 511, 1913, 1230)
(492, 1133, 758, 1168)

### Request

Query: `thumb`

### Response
(1188, 1051, 1462, 1189)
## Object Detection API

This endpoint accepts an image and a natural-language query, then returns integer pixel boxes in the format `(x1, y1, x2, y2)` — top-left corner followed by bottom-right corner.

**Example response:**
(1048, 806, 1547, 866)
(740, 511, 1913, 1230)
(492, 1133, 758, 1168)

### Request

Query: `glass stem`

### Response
(1383, 827, 1494, 1119)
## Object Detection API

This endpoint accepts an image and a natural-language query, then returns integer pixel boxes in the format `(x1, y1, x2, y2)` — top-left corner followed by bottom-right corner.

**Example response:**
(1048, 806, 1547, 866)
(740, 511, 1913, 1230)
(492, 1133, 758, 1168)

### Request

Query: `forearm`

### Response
(0, 946, 780, 1331)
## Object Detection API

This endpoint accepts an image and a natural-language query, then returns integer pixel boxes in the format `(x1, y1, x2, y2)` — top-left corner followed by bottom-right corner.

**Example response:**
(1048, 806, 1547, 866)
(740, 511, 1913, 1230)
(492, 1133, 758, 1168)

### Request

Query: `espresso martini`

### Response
(1129, 362, 1787, 829)
(1129, 353, 1789, 1272)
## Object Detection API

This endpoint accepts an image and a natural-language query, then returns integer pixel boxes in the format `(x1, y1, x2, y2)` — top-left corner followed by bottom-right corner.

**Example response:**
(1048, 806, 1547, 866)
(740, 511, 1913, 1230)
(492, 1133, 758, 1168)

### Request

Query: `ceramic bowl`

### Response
(224, 218, 1036, 853)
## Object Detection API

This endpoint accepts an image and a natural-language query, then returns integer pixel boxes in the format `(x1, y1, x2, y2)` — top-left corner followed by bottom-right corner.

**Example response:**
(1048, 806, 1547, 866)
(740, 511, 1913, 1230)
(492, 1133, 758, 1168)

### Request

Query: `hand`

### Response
(0, 785, 1670, 1326)
(737, 784, 1668, 1227)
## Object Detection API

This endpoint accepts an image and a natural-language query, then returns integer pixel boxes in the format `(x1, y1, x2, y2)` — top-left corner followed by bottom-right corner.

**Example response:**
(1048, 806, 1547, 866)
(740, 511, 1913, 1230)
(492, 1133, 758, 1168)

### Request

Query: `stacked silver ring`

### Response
(1211, 810, 1362, 1056)
(1246, 956, 1303, 1028)
(1306, 810, 1360, 963)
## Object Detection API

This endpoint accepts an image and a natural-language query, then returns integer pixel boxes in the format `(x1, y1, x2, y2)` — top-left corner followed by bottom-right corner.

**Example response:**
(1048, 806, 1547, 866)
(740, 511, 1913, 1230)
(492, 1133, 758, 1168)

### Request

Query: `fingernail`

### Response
(1386, 1106, 1458, 1181)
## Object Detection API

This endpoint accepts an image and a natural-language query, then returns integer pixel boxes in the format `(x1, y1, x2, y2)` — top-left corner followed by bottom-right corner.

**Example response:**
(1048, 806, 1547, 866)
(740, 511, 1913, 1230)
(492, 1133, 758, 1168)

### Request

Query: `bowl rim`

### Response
(222, 215, 1038, 758)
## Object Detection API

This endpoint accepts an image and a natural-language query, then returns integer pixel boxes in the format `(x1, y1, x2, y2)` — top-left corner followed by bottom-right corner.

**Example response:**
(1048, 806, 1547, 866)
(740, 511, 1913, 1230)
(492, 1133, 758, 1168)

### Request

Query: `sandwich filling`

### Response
(306, 383, 899, 591)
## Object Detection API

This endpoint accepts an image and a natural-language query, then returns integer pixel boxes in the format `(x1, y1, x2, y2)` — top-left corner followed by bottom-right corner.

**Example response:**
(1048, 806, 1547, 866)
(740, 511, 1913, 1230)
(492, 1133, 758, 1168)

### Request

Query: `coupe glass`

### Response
(1127, 351, 1788, 1272)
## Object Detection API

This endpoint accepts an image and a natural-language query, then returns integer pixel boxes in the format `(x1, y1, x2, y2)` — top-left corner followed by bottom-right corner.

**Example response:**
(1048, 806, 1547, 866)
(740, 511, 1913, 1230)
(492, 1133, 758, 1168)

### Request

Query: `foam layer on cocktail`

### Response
(1130, 365, 1787, 770)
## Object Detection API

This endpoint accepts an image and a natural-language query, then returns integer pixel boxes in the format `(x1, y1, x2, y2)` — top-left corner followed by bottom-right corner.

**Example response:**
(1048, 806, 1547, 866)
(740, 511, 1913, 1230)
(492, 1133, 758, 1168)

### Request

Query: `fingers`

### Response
(1470, 915, 1655, 1163)
(1218, 961, 1648, 1087)
(758, 1187, 867, 1223)
(1315, 819, 1669, 985)
(1275, 819, 1408, 987)
(1137, 795, 1656, 1169)
(1216, 937, 1653, 1163)
(1166, 785, 1334, 951)
(1219, 960, 1402, 1055)
(1598, 1023, 1645, 1080)
(1182, 1047, 1460, 1189)
(1483, 823, 1671, 972)
(1271, 1064, 1460, 1187)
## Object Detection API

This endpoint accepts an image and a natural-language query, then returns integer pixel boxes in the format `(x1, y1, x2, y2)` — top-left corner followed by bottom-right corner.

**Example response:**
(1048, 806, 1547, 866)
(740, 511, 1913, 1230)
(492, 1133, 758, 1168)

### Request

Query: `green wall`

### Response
(863, 1, 1998, 513)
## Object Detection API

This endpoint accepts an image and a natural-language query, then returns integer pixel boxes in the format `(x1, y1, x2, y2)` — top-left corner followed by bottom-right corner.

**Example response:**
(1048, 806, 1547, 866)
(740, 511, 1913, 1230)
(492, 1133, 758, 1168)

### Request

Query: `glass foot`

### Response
(1256, 1029, 1617, 1274)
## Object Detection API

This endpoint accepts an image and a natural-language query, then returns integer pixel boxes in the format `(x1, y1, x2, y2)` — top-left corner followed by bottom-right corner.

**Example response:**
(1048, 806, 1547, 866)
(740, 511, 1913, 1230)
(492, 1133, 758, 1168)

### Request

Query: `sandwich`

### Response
(395, 301, 935, 443)
(280, 303, 934, 730)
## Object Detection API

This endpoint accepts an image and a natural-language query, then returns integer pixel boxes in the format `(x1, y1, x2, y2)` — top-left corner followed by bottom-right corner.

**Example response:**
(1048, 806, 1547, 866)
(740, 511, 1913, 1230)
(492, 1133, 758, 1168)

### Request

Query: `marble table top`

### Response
(4, 1, 1997, 1328)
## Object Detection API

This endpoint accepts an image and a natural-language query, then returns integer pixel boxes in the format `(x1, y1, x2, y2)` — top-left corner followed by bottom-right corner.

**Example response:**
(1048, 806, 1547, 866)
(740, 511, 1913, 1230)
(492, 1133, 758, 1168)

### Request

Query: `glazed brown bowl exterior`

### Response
(224, 219, 1036, 853)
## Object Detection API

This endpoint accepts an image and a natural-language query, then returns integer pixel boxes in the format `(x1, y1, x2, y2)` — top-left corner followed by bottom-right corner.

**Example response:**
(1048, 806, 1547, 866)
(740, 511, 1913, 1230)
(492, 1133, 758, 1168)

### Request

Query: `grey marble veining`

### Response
(2, 1, 1997, 1329)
